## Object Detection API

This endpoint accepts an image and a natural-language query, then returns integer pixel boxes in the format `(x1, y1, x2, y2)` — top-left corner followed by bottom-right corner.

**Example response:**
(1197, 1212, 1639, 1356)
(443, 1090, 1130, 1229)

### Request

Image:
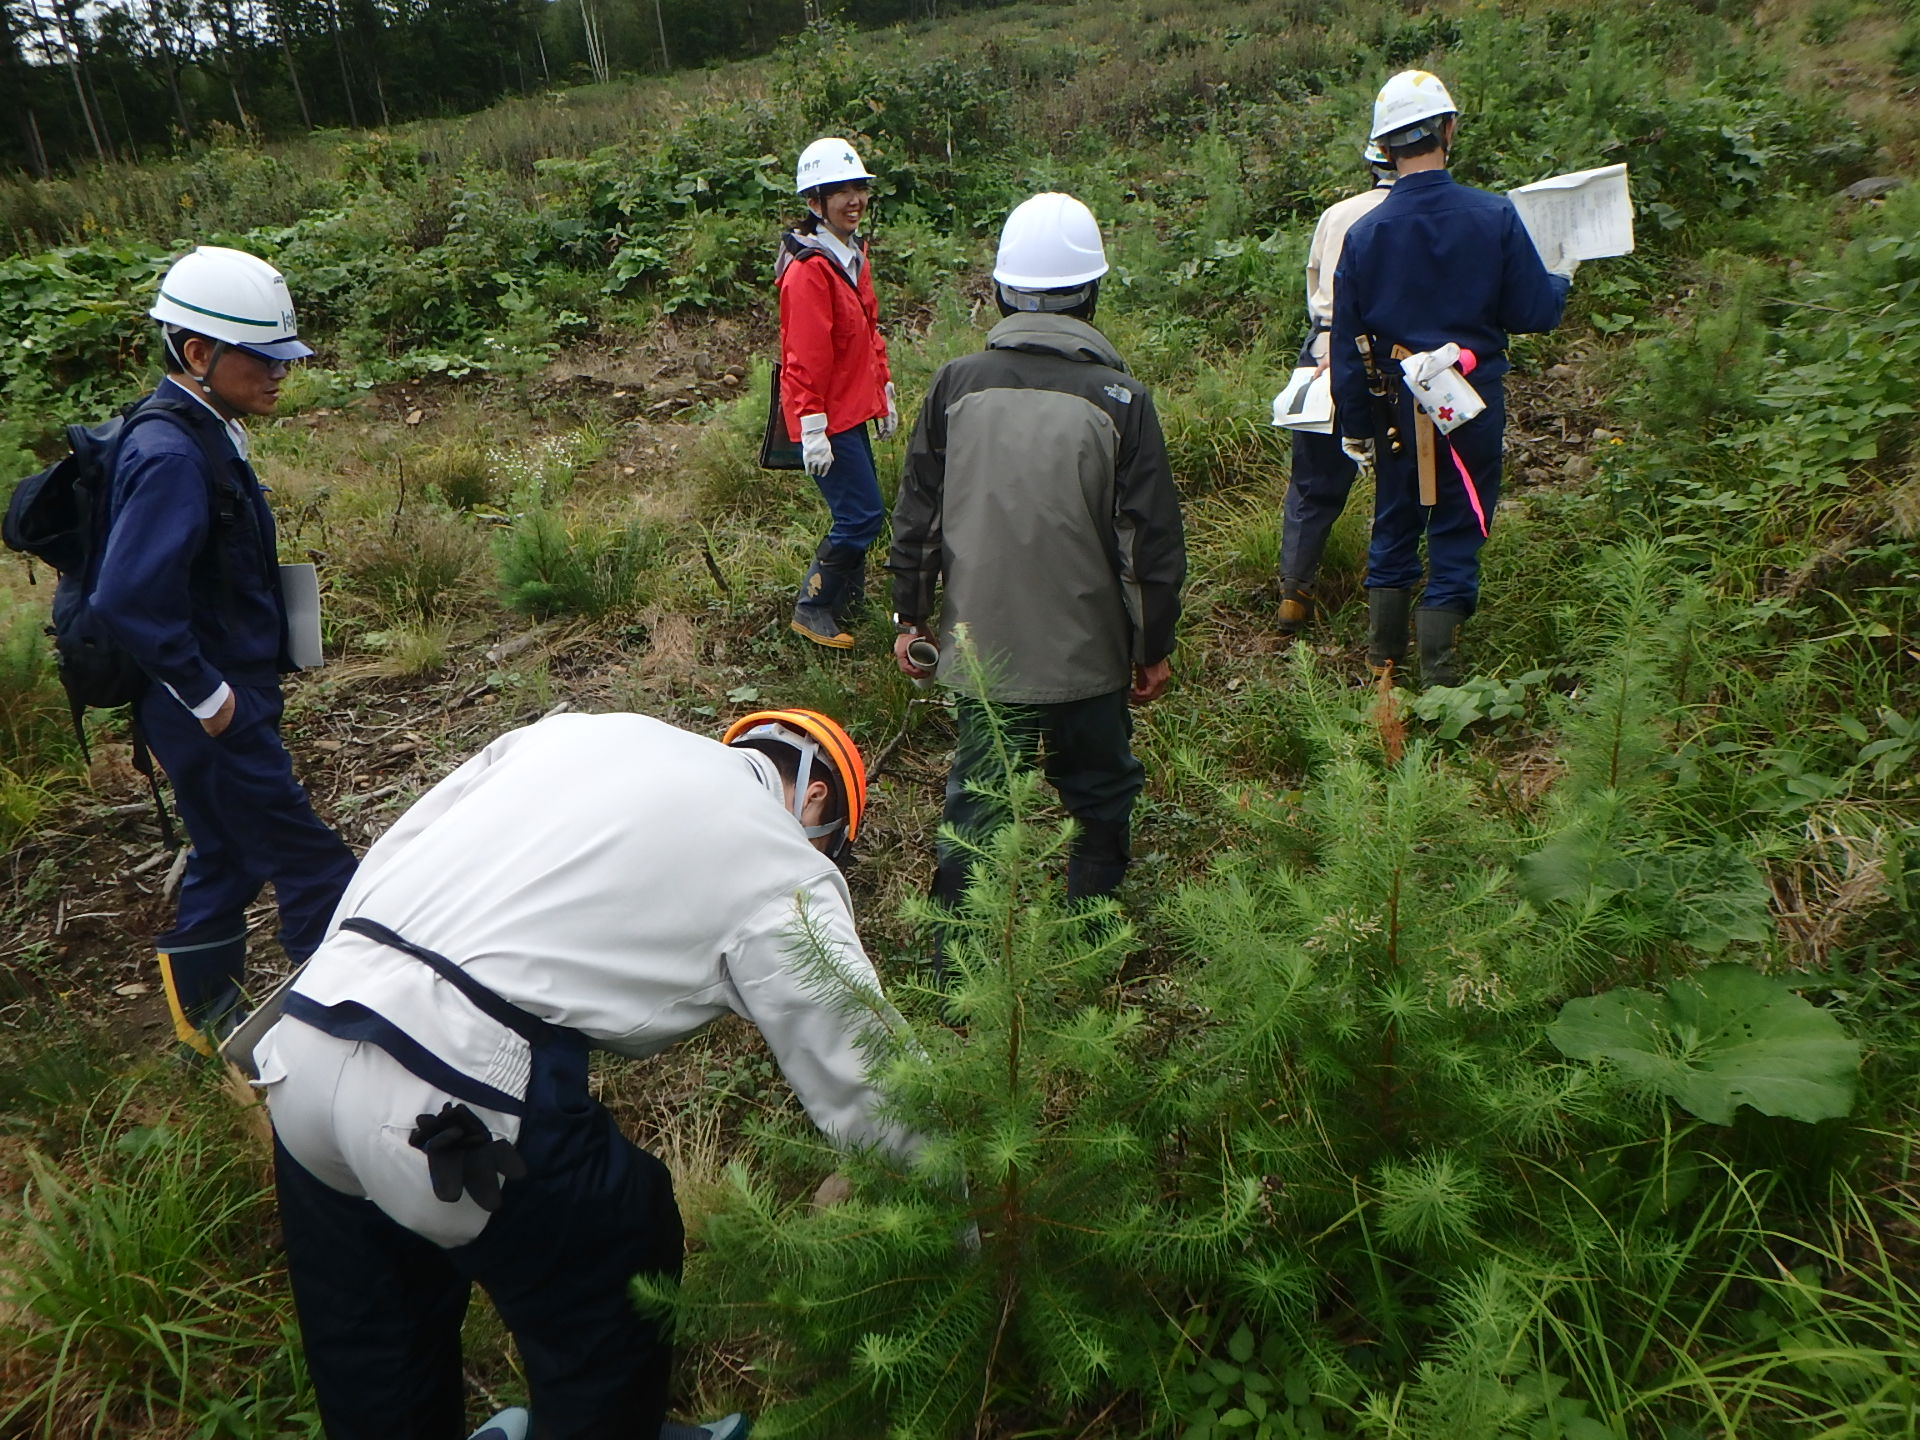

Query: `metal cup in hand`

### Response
(906, 637, 940, 672)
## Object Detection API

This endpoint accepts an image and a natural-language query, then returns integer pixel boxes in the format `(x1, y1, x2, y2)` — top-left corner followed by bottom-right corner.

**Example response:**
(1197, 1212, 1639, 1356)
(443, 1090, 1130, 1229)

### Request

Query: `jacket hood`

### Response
(985, 313, 1128, 372)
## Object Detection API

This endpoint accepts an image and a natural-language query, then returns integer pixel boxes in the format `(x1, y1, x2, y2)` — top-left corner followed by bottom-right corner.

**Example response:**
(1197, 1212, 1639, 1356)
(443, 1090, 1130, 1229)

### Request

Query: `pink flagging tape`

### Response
(1450, 443, 1489, 538)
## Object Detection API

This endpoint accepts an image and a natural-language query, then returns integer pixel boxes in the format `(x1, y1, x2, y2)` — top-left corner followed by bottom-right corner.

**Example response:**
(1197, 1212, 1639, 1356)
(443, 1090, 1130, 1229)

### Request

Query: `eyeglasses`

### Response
(237, 350, 294, 378)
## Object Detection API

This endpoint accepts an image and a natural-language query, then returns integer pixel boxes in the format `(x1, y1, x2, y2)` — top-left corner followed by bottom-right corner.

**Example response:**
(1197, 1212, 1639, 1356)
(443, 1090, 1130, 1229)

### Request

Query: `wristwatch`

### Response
(892, 614, 926, 635)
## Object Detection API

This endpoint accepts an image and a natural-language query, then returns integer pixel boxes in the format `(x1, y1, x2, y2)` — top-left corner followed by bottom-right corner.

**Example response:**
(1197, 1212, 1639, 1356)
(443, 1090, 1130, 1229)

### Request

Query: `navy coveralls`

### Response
(92, 381, 355, 1032)
(1282, 332, 1362, 591)
(1330, 169, 1568, 614)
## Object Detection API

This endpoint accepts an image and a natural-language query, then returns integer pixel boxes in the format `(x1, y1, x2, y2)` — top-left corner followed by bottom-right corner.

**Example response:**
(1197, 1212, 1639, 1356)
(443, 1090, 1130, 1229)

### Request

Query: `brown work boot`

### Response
(1276, 580, 1315, 637)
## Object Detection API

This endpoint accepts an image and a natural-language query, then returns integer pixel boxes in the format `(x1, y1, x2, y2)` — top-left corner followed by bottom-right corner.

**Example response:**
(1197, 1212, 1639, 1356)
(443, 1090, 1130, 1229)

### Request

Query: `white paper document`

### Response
(280, 563, 324, 669)
(1271, 366, 1334, 434)
(1508, 163, 1634, 267)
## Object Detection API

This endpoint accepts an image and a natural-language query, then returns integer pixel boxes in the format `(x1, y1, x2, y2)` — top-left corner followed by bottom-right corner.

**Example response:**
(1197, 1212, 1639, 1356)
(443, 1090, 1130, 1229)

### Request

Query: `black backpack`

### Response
(4, 394, 232, 845)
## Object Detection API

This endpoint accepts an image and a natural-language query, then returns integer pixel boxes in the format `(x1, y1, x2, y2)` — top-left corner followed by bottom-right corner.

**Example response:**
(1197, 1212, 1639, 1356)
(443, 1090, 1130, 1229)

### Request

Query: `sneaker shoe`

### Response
(660, 1414, 751, 1440)
(467, 1408, 530, 1440)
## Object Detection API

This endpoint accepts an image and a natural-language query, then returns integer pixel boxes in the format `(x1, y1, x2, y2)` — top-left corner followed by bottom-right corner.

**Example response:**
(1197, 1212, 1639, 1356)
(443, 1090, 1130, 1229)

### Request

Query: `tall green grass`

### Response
(0, 1088, 317, 1439)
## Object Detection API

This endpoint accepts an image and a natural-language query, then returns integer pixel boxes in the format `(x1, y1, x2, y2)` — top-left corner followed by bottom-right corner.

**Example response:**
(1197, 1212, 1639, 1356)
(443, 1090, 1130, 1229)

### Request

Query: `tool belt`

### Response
(282, 916, 587, 1210)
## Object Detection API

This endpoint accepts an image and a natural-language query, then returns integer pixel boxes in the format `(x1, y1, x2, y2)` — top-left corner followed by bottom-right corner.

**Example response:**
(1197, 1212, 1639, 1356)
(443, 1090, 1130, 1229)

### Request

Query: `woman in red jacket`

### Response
(777, 137, 897, 649)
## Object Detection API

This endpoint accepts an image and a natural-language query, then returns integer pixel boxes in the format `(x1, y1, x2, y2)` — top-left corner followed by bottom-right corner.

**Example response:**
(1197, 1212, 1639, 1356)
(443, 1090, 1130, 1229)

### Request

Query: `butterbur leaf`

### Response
(1612, 842, 1773, 954)
(1548, 964, 1859, 1125)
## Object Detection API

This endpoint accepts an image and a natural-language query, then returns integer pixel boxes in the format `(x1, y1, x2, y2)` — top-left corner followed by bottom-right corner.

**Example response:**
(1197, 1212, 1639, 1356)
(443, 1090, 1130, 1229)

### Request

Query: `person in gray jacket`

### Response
(888, 192, 1186, 931)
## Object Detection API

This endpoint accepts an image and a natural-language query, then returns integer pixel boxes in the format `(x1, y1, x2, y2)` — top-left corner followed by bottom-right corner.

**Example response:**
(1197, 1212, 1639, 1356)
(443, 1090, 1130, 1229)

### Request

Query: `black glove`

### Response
(408, 1102, 528, 1211)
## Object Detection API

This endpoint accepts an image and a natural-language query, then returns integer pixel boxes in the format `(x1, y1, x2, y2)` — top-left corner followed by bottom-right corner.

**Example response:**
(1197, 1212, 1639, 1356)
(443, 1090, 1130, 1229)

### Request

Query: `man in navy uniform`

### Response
(1330, 71, 1572, 685)
(93, 245, 356, 1053)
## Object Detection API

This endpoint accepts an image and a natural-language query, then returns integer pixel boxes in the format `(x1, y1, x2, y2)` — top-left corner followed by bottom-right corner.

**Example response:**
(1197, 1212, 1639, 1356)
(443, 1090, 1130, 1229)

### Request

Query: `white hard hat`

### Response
(993, 192, 1109, 290)
(795, 138, 874, 195)
(1370, 70, 1457, 146)
(1364, 141, 1390, 166)
(149, 245, 313, 361)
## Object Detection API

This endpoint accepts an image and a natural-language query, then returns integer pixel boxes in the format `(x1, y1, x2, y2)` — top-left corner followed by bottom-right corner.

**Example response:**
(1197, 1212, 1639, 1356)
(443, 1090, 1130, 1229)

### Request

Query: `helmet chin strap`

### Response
(166, 327, 232, 406)
(789, 736, 846, 842)
(736, 722, 845, 844)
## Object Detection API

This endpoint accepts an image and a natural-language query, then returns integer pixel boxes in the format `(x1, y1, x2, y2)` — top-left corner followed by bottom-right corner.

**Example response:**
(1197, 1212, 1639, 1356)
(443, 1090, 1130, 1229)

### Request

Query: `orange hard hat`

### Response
(722, 708, 868, 848)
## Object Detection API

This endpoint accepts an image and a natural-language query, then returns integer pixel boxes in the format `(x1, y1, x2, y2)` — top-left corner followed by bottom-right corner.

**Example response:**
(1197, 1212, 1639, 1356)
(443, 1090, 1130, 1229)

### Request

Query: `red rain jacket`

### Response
(776, 231, 891, 440)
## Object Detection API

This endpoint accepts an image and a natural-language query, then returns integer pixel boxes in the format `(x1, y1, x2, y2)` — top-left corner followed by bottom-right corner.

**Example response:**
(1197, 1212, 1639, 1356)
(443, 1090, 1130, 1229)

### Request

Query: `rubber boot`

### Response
(926, 854, 970, 990)
(1066, 819, 1130, 902)
(1416, 607, 1469, 689)
(156, 924, 248, 1059)
(661, 1415, 751, 1440)
(791, 540, 857, 649)
(1276, 579, 1315, 638)
(467, 1410, 529, 1440)
(1366, 587, 1413, 680)
(839, 551, 869, 626)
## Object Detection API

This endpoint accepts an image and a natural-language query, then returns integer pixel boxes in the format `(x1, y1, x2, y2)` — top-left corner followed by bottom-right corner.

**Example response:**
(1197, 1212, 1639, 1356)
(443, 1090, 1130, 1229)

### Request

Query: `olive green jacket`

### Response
(887, 312, 1186, 704)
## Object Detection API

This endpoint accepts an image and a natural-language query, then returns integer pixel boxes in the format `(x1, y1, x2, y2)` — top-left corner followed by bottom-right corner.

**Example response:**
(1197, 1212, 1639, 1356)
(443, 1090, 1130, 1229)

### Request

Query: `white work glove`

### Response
(876, 382, 899, 441)
(1341, 437, 1374, 470)
(800, 412, 833, 477)
(1403, 343, 1462, 387)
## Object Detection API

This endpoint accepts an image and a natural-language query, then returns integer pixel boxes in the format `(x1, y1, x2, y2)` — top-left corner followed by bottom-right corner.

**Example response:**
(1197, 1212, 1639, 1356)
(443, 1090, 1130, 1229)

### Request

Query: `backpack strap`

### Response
(111, 393, 250, 608)
(60, 687, 174, 850)
(126, 712, 176, 851)
(777, 230, 863, 294)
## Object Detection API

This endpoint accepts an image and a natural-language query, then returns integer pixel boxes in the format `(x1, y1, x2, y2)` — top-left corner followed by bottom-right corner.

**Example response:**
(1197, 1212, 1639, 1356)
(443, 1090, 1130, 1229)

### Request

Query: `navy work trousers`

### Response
(1281, 426, 1362, 587)
(140, 680, 354, 978)
(1365, 379, 1505, 615)
(935, 689, 1145, 903)
(277, 1037, 685, 1440)
(813, 423, 884, 555)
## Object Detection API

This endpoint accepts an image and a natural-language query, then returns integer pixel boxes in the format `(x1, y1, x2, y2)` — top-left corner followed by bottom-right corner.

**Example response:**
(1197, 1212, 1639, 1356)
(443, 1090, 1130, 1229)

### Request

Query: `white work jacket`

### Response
(256, 712, 906, 1155)
(1305, 182, 1393, 362)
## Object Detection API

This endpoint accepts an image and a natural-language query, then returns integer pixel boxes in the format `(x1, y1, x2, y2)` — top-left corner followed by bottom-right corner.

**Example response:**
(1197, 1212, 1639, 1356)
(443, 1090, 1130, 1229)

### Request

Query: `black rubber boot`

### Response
(1066, 819, 1130, 901)
(1367, 587, 1413, 679)
(156, 926, 248, 1059)
(791, 541, 861, 649)
(840, 551, 869, 625)
(1276, 579, 1315, 637)
(1416, 607, 1469, 688)
(926, 856, 970, 990)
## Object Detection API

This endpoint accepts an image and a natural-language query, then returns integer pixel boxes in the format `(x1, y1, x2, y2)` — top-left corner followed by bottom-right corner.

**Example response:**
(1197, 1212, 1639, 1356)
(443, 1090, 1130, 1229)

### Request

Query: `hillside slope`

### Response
(1, 2, 1916, 1435)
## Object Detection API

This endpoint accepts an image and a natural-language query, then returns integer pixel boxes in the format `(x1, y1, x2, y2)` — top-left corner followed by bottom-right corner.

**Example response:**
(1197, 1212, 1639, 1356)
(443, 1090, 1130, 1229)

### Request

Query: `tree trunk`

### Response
(580, 0, 608, 85)
(652, 0, 669, 72)
(24, 106, 50, 178)
(146, 2, 195, 141)
(278, 15, 314, 129)
(48, 1, 111, 164)
(329, 1, 360, 128)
